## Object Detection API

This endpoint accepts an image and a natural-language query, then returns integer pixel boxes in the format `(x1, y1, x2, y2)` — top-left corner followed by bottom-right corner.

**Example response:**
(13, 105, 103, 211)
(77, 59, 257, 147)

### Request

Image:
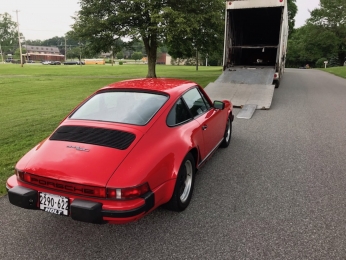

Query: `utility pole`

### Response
(22, 37, 28, 62)
(14, 10, 23, 67)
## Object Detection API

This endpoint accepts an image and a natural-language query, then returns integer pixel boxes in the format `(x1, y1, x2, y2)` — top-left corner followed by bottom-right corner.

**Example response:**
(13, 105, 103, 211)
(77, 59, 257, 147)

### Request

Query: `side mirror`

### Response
(213, 101, 225, 110)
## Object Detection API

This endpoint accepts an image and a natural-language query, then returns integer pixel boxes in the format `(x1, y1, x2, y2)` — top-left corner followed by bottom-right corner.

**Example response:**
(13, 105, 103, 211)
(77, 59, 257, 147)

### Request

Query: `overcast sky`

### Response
(2, 0, 321, 41)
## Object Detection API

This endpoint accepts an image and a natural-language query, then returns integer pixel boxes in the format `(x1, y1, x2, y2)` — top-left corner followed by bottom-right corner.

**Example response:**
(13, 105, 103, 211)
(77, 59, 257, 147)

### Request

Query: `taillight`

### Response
(16, 169, 27, 181)
(15, 169, 106, 198)
(107, 183, 150, 200)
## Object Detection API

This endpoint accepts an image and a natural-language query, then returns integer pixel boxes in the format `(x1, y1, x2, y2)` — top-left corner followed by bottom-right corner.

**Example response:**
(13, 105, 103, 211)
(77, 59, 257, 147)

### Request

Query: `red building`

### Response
(22, 45, 64, 62)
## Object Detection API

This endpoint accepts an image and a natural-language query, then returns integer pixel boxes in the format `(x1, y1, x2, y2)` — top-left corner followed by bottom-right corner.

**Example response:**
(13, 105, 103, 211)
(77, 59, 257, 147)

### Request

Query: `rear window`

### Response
(70, 91, 168, 125)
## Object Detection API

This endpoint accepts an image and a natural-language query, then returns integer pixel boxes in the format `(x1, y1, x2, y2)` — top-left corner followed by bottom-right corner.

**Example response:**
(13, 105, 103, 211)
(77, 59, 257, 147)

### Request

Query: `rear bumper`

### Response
(7, 185, 155, 224)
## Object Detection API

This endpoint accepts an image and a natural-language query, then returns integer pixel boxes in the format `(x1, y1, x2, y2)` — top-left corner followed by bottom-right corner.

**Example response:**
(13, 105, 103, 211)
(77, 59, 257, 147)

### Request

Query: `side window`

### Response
(167, 98, 192, 126)
(182, 88, 209, 117)
(198, 89, 211, 111)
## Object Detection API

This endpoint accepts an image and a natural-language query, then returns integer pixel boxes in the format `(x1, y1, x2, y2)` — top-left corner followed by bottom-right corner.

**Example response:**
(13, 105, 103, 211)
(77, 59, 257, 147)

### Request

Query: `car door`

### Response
(182, 87, 224, 160)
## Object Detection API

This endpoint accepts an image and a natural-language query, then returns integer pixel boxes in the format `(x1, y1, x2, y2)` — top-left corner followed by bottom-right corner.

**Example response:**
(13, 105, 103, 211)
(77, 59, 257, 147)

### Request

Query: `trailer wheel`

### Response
(275, 80, 280, 88)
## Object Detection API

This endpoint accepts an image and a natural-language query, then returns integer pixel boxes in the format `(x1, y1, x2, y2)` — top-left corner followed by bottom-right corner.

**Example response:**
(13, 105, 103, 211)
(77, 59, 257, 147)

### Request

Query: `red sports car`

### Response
(7, 78, 233, 224)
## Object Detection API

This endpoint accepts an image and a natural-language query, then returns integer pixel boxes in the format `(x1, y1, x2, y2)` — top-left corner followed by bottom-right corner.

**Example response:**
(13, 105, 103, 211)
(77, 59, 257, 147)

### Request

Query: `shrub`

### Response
(328, 54, 340, 67)
(316, 58, 328, 68)
(119, 61, 123, 65)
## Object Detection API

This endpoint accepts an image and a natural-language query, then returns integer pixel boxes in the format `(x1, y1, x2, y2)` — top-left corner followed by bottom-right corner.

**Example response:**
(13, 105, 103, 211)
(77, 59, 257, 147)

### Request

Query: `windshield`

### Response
(70, 91, 168, 125)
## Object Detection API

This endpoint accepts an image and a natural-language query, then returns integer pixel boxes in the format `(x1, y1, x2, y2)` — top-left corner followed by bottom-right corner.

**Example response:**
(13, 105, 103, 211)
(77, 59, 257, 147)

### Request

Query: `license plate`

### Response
(39, 192, 69, 216)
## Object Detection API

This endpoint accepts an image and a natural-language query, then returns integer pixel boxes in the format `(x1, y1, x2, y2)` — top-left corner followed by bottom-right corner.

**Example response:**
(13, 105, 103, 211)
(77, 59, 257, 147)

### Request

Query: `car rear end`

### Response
(6, 87, 172, 224)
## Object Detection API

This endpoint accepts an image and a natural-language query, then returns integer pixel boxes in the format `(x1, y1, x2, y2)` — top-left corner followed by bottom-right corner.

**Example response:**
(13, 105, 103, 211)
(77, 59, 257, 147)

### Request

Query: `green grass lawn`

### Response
(0, 64, 222, 195)
(319, 66, 346, 79)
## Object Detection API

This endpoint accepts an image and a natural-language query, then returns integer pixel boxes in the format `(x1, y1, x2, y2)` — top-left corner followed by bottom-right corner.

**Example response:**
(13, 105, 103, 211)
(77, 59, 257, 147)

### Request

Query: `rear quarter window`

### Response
(167, 98, 192, 126)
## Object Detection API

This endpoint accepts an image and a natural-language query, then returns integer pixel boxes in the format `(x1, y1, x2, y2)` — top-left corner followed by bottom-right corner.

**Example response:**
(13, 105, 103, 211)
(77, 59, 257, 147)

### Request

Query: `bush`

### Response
(316, 58, 328, 68)
(119, 61, 123, 65)
(328, 54, 340, 67)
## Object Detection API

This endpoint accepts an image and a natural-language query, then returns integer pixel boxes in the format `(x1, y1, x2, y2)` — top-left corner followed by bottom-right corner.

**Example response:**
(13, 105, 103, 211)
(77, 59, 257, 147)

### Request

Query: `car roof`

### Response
(101, 78, 198, 96)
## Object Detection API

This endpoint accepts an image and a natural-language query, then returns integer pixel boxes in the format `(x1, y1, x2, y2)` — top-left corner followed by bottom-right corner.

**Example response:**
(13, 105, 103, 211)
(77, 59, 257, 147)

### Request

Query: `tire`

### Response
(275, 80, 280, 88)
(165, 153, 196, 212)
(220, 117, 232, 148)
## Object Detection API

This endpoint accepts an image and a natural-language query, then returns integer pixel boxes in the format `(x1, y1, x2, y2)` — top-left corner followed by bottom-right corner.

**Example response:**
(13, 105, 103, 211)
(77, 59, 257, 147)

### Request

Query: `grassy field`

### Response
(0, 63, 222, 195)
(319, 66, 346, 79)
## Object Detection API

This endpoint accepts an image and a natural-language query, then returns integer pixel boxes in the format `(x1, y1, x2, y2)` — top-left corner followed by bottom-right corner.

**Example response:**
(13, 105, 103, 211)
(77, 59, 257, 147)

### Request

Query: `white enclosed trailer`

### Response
(205, 0, 288, 114)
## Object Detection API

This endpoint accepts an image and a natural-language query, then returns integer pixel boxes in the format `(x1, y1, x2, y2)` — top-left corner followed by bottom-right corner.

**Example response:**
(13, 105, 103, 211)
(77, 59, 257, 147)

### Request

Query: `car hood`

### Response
(22, 125, 144, 187)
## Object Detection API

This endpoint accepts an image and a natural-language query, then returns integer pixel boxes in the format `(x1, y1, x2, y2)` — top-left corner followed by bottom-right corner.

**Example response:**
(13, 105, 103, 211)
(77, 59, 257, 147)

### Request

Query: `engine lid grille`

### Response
(50, 126, 136, 150)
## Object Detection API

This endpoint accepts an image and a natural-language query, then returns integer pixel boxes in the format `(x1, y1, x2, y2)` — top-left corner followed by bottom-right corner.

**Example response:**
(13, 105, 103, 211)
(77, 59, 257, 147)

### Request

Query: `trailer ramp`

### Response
(205, 67, 275, 119)
(215, 67, 276, 85)
(205, 82, 274, 109)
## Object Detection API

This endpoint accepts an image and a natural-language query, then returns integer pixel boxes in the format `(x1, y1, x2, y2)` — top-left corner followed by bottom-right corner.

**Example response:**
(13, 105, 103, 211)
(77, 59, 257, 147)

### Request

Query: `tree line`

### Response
(0, 0, 298, 74)
(5, 1, 345, 73)
(286, 0, 346, 68)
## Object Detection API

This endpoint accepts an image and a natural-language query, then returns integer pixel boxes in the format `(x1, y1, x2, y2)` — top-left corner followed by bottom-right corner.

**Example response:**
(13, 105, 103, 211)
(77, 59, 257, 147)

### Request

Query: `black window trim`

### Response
(166, 85, 211, 127)
(196, 87, 212, 112)
(182, 86, 211, 120)
(166, 97, 193, 127)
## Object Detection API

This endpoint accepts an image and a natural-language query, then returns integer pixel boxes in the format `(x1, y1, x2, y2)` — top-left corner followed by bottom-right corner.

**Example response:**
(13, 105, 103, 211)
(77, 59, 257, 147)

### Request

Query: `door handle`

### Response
(202, 125, 208, 130)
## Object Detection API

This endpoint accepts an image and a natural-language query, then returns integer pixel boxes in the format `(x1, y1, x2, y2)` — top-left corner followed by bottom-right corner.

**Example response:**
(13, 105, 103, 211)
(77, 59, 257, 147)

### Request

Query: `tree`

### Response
(0, 13, 18, 55)
(128, 39, 146, 54)
(287, 0, 297, 36)
(308, 0, 346, 66)
(116, 51, 124, 60)
(67, 47, 81, 60)
(41, 36, 65, 47)
(131, 52, 143, 62)
(72, 0, 227, 77)
(164, 0, 225, 70)
(286, 24, 339, 67)
(71, 0, 159, 77)
(25, 39, 43, 46)
(14, 47, 26, 59)
(202, 51, 223, 66)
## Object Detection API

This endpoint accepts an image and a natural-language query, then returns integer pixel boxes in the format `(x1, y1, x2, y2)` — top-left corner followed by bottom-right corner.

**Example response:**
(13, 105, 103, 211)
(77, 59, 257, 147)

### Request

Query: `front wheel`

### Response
(220, 117, 232, 148)
(165, 153, 196, 212)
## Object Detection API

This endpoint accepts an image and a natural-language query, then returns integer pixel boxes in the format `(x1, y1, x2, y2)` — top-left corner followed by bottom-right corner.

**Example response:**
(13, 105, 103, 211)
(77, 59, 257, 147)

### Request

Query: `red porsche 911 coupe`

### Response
(7, 78, 233, 224)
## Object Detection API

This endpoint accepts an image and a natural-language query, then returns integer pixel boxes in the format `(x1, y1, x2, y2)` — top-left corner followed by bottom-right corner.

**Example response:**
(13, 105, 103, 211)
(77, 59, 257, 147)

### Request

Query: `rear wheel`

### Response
(165, 153, 195, 212)
(220, 117, 232, 148)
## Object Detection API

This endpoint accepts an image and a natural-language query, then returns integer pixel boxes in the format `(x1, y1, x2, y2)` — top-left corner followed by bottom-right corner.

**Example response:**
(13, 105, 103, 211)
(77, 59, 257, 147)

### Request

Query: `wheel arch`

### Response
(189, 147, 199, 171)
